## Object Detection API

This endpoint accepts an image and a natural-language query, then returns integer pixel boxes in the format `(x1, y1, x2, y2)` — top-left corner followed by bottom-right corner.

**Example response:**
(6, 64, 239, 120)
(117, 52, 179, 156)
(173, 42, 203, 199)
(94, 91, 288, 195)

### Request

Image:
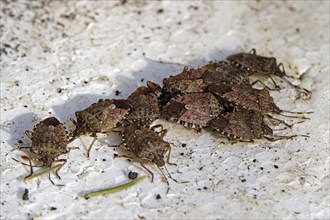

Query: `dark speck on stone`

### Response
(128, 171, 138, 180)
(157, 8, 164, 13)
(156, 194, 161, 199)
(181, 143, 186, 147)
(115, 90, 121, 96)
(241, 179, 247, 183)
(140, 78, 144, 82)
(22, 188, 29, 201)
(50, 207, 57, 210)
(274, 165, 279, 169)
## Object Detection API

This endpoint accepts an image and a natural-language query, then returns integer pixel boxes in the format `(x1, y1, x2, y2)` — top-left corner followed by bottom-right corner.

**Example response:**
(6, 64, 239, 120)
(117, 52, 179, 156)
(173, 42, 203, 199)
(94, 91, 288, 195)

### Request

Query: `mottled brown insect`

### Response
(117, 123, 187, 192)
(162, 92, 222, 129)
(201, 61, 250, 86)
(70, 99, 131, 157)
(15, 117, 69, 183)
(162, 67, 208, 101)
(208, 109, 305, 141)
(226, 49, 311, 94)
(209, 83, 312, 128)
(125, 81, 161, 127)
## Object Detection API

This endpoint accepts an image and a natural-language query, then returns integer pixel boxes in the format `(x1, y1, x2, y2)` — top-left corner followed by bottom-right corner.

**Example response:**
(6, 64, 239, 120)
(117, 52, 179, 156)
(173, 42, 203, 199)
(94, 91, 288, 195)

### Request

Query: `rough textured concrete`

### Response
(1, 1, 329, 219)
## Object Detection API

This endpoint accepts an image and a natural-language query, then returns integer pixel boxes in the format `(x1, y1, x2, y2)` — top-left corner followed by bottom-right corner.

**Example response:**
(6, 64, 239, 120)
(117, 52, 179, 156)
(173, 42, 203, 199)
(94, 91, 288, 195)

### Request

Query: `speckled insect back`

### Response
(207, 109, 273, 141)
(227, 49, 286, 78)
(208, 108, 307, 141)
(162, 67, 208, 98)
(118, 123, 187, 192)
(209, 83, 312, 128)
(121, 123, 170, 167)
(201, 61, 250, 86)
(15, 117, 69, 183)
(29, 117, 68, 167)
(70, 99, 131, 157)
(162, 92, 222, 129)
(125, 81, 161, 127)
(226, 49, 311, 95)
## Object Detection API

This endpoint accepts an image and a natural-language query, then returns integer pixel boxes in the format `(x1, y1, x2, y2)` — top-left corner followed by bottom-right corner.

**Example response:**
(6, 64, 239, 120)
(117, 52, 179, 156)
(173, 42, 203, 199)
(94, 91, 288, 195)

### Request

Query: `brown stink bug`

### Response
(14, 117, 69, 183)
(226, 49, 311, 94)
(208, 83, 312, 128)
(70, 99, 131, 157)
(117, 123, 188, 192)
(201, 61, 250, 86)
(125, 81, 161, 127)
(162, 92, 222, 130)
(207, 109, 306, 141)
(162, 67, 208, 100)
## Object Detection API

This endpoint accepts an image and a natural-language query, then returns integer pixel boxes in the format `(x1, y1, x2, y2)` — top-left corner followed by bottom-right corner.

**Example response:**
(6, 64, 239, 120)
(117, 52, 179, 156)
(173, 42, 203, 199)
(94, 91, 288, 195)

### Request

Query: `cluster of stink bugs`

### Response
(14, 49, 312, 194)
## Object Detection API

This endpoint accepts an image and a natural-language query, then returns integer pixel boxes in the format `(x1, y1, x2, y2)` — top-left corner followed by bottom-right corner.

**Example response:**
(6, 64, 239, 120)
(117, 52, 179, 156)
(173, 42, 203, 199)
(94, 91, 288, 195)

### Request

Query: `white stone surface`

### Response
(1, 1, 329, 219)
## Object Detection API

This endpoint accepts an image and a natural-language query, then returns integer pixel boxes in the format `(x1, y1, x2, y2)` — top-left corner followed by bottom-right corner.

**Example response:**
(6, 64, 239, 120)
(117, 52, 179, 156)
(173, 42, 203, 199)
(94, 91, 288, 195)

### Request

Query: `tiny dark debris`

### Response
(157, 8, 164, 14)
(50, 207, 57, 211)
(22, 188, 29, 201)
(274, 164, 279, 169)
(203, 186, 208, 190)
(156, 194, 161, 199)
(253, 159, 257, 163)
(102, 159, 106, 162)
(241, 179, 247, 183)
(115, 90, 121, 96)
(181, 143, 187, 147)
(128, 171, 138, 180)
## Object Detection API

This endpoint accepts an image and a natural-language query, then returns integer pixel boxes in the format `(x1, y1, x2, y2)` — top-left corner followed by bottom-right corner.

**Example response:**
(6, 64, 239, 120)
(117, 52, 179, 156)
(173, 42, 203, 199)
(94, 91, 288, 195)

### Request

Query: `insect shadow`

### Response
(2, 112, 38, 150)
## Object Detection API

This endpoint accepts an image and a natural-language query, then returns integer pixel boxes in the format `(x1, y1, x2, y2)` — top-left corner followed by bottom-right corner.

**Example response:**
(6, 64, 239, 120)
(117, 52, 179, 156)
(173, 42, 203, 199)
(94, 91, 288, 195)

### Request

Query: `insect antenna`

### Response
(278, 113, 310, 120)
(266, 115, 293, 128)
(280, 109, 313, 114)
(264, 134, 310, 142)
(282, 76, 312, 95)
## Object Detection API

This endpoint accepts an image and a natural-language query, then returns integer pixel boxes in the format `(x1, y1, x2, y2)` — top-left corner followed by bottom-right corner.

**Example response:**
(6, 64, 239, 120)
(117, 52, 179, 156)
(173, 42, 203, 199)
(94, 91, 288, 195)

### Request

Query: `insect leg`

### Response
(21, 156, 34, 179)
(86, 137, 97, 158)
(53, 159, 67, 180)
(266, 114, 293, 128)
(250, 79, 280, 91)
(269, 76, 281, 90)
(140, 163, 154, 183)
(166, 146, 177, 166)
(25, 131, 33, 139)
(157, 165, 170, 193)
